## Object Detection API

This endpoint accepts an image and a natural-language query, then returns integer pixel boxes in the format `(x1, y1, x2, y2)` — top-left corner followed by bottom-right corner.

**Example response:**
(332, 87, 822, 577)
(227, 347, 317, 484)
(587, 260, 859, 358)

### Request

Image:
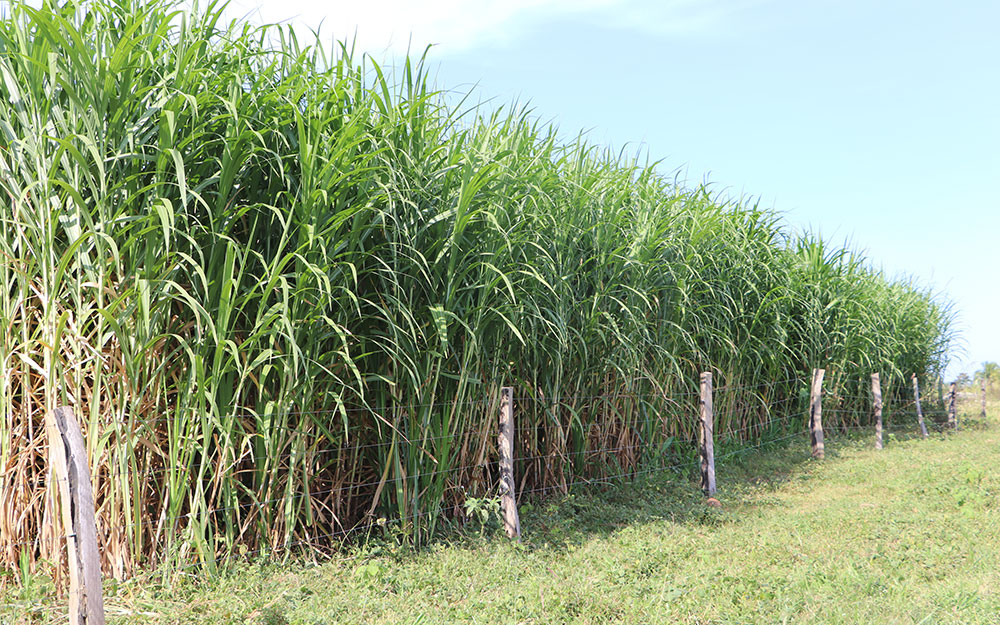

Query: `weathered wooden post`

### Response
(947, 382, 957, 430)
(498, 387, 521, 540)
(912, 374, 929, 439)
(982, 378, 988, 419)
(872, 373, 883, 450)
(809, 368, 825, 459)
(46, 406, 105, 625)
(699, 372, 717, 496)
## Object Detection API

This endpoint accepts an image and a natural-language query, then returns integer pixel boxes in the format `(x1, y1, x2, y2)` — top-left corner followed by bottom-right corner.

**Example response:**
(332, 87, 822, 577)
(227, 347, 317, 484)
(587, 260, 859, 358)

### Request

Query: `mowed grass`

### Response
(11, 409, 1000, 625)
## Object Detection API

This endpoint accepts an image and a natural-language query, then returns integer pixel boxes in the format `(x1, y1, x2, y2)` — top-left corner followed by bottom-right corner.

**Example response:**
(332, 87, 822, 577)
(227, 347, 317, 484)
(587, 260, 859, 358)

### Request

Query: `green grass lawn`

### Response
(8, 411, 1000, 625)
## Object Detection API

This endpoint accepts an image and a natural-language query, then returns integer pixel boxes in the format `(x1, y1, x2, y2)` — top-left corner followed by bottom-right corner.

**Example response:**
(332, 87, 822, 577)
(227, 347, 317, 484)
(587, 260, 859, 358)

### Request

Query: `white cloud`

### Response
(221, 0, 601, 58)
(5, 0, 762, 55)
(220, 0, 761, 59)
(600, 0, 767, 35)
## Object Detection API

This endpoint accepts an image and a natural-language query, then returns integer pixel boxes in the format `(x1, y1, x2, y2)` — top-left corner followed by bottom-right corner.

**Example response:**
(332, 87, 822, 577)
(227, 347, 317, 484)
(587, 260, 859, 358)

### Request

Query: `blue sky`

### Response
(225, 0, 998, 378)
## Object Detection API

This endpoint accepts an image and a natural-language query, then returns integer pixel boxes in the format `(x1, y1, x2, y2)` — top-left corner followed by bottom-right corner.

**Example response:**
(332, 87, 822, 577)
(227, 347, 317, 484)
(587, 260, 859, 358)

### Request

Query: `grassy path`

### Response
(10, 415, 1000, 624)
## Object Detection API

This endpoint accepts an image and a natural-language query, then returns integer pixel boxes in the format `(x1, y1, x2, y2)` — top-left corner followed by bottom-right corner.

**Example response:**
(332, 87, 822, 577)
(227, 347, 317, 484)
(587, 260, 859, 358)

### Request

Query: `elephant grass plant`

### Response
(0, 0, 955, 584)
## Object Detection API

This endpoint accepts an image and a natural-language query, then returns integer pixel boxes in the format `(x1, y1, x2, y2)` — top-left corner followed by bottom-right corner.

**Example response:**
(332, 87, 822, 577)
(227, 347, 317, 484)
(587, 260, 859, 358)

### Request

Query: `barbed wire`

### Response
(2, 397, 974, 570)
(154, 459, 493, 528)
(519, 430, 808, 497)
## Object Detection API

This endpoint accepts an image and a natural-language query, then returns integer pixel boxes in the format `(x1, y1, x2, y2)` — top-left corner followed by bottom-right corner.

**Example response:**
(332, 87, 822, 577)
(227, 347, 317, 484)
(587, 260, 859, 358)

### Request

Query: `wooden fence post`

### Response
(498, 387, 521, 540)
(982, 378, 988, 419)
(46, 406, 105, 625)
(947, 382, 957, 430)
(809, 368, 825, 459)
(912, 374, 929, 439)
(699, 372, 717, 496)
(872, 373, 883, 450)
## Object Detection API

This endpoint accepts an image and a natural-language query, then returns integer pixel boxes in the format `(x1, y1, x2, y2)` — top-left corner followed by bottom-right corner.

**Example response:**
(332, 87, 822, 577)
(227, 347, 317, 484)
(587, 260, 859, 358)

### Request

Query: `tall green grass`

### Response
(0, 0, 954, 581)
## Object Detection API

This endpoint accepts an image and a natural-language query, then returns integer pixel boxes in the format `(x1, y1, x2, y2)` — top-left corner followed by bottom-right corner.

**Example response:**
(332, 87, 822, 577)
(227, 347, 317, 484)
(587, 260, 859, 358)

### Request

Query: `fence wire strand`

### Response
(3, 378, 978, 600)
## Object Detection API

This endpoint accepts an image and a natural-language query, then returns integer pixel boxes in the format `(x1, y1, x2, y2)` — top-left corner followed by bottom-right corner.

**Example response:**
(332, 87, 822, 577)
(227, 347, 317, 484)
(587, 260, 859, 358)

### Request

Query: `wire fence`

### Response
(3, 371, 989, 617)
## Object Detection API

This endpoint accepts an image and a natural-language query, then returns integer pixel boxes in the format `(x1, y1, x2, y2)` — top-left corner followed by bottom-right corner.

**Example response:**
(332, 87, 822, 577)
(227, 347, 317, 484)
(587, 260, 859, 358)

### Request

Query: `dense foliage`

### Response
(0, 0, 954, 579)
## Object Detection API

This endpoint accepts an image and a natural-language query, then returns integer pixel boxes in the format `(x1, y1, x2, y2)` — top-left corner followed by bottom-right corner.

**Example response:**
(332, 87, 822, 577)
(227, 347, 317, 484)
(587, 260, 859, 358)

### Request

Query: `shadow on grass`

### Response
(510, 430, 823, 553)
(506, 414, 989, 554)
(350, 412, 987, 565)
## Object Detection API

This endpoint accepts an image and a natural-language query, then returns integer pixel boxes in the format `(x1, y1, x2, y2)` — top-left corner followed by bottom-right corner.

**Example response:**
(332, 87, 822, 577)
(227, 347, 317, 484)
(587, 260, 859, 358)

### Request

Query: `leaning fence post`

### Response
(912, 374, 929, 439)
(698, 372, 717, 496)
(498, 387, 521, 540)
(947, 382, 957, 430)
(46, 406, 105, 625)
(809, 368, 825, 459)
(872, 373, 883, 450)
